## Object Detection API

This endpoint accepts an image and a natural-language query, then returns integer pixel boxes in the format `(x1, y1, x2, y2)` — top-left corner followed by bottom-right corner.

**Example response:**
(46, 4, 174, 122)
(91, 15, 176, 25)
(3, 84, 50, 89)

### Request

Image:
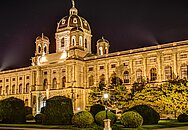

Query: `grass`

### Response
(0, 120, 188, 130)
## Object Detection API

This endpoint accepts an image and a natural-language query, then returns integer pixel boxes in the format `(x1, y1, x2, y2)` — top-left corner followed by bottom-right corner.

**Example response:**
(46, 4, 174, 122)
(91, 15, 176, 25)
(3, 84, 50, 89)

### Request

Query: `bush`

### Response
(34, 113, 45, 124)
(127, 105, 160, 125)
(95, 110, 117, 126)
(25, 106, 32, 115)
(26, 114, 34, 120)
(120, 111, 143, 128)
(90, 104, 105, 118)
(72, 111, 94, 128)
(40, 106, 46, 114)
(43, 96, 73, 125)
(0, 97, 26, 123)
(178, 113, 188, 122)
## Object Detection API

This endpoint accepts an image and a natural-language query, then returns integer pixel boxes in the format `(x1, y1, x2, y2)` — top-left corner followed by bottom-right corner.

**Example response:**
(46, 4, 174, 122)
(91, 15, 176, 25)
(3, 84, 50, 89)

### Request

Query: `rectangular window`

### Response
(135, 60, 142, 65)
(0, 80, 2, 83)
(180, 54, 187, 59)
(19, 77, 22, 80)
(26, 76, 30, 79)
(12, 78, 15, 81)
(44, 71, 48, 75)
(111, 64, 116, 68)
(100, 66, 104, 70)
(6, 79, 9, 82)
(89, 67, 93, 71)
(53, 71, 56, 74)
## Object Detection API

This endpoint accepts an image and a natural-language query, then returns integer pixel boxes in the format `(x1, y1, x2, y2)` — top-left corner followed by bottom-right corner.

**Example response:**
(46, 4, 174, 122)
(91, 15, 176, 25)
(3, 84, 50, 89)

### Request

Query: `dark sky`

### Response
(0, 0, 188, 70)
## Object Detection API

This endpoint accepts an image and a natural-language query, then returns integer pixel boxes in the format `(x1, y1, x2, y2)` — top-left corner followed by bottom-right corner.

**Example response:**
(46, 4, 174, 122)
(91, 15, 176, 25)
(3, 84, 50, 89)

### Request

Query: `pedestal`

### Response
(103, 119, 112, 130)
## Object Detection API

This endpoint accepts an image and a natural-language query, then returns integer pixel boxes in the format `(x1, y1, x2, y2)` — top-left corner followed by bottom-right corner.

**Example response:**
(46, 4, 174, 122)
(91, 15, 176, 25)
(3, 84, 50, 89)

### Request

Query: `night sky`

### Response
(0, 0, 188, 70)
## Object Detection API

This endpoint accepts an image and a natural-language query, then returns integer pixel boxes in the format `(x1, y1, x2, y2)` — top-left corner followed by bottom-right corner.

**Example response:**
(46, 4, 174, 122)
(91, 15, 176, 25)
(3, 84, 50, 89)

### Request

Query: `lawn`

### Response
(0, 120, 188, 130)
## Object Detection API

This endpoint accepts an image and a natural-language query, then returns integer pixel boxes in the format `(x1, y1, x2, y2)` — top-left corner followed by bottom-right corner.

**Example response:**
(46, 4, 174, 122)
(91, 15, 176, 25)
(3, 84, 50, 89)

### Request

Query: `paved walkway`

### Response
(156, 126, 188, 130)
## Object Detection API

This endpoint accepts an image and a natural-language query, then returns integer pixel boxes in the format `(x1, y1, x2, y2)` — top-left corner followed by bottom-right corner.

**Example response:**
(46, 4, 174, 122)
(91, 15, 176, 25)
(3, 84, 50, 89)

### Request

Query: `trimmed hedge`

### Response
(178, 113, 188, 122)
(120, 111, 143, 128)
(26, 114, 34, 120)
(72, 111, 94, 128)
(127, 105, 160, 125)
(95, 110, 117, 126)
(34, 113, 46, 124)
(25, 106, 32, 115)
(43, 96, 73, 125)
(0, 97, 26, 123)
(90, 104, 105, 117)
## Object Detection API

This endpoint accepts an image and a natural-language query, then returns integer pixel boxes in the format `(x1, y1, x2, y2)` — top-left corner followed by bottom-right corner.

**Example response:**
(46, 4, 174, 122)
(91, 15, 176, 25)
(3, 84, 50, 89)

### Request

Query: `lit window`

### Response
(136, 69, 142, 82)
(99, 47, 103, 55)
(62, 76, 66, 88)
(111, 64, 116, 68)
(61, 38, 65, 47)
(85, 39, 87, 48)
(89, 67, 93, 71)
(165, 66, 172, 80)
(180, 64, 188, 79)
(100, 66, 104, 70)
(79, 36, 82, 46)
(124, 71, 129, 83)
(89, 75, 94, 86)
(150, 68, 157, 81)
(52, 78, 57, 89)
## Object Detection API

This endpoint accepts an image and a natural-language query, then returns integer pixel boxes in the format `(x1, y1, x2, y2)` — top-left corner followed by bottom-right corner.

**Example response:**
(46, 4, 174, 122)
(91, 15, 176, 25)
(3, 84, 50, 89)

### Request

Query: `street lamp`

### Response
(103, 93, 109, 119)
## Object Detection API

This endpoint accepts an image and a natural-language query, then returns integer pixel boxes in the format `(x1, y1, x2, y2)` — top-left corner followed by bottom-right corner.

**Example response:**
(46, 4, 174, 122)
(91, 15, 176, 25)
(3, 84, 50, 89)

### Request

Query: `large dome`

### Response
(56, 5, 91, 33)
(57, 15, 91, 32)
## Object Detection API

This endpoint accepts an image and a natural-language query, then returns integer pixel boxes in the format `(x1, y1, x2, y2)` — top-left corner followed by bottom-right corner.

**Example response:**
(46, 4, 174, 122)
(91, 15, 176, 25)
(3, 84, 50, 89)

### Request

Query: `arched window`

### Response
(85, 39, 87, 48)
(136, 69, 142, 82)
(165, 66, 172, 80)
(99, 47, 103, 55)
(6, 85, 9, 95)
(43, 79, 48, 90)
(0, 86, 2, 95)
(150, 68, 157, 81)
(79, 36, 82, 46)
(72, 36, 76, 46)
(38, 45, 41, 53)
(180, 64, 188, 79)
(52, 78, 57, 89)
(62, 76, 66, 88)
(26, 83, 29, 94)
(44, 46, 47, 54)
(25, 99, 28, 106)
(61, 37, 65, 47)
(124, 71, 129, 83)
(89, 75, 94, 86)
(19, 84, 22, 94)
(12, 85, 15, 94)
(99, 74, 105, 84)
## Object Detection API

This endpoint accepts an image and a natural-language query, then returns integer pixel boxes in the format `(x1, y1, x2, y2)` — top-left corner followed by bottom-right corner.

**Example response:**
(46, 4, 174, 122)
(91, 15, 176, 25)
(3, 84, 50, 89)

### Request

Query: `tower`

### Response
(97, 36, 110, 55)
(55, 0, 92, 56)
(35, 33, 50, 56)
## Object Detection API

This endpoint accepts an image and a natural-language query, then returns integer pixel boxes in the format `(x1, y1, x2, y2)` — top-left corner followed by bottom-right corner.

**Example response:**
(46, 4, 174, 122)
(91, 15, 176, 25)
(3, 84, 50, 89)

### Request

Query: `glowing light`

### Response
(77, 107, 81, 111)
(103, 93, 109, 99)
(60, 50, 67, 59)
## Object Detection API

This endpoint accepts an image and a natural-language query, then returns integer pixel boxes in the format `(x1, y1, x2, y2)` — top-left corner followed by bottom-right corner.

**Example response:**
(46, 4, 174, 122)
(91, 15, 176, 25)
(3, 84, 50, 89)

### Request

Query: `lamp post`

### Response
(103, 93, 111, 130)
(103, 93, 109, 119)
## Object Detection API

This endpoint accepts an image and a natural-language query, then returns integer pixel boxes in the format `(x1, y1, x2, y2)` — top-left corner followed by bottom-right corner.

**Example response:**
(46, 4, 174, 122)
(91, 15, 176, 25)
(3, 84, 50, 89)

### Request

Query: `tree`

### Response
(89, 73, 130, 112)
(158, 79, 188, 118)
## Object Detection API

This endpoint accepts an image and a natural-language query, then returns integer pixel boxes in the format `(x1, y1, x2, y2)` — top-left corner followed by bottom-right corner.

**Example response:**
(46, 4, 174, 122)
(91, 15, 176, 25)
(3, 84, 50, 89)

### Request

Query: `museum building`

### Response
(0, 1, 188, 114)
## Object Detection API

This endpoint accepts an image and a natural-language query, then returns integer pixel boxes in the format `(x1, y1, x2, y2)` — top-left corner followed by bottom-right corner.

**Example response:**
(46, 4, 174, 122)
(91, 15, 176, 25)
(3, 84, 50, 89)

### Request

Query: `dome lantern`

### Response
(69, 0, 78, 15)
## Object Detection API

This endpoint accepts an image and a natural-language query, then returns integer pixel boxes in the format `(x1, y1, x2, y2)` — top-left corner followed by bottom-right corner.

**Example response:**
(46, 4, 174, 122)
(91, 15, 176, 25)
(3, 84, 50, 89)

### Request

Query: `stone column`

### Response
(173, 49, 178, 78)
(103, 119, 112, 130)
(157, 51, 162, 82)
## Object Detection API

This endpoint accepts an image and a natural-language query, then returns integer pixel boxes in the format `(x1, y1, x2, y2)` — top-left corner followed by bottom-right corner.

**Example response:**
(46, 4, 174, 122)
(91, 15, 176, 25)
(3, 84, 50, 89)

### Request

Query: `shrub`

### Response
(178, 113, 188, 122)
(95, 110, 117, 126)
(26, 114, 34, 120)
(127, 105, 160, 125)
(34, 113, 45, 124)
(72, 111, 94, 128)
(25, 106, 32, 115)
(120, 111, 143, 128)
(43, 96, 73, 125)
(90, 104, 105, 117)
(0, 97, 26, 123)
(40, 106, 46, 114)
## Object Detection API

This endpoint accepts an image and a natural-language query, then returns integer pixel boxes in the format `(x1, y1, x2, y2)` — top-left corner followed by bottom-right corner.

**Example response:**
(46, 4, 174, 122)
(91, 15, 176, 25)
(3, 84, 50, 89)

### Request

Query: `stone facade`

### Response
(0, 1, 188, 114)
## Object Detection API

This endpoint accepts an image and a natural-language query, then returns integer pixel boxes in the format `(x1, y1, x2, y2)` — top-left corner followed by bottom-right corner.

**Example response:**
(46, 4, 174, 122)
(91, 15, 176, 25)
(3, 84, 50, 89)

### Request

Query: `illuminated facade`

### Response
(0, 1, 188, 114)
